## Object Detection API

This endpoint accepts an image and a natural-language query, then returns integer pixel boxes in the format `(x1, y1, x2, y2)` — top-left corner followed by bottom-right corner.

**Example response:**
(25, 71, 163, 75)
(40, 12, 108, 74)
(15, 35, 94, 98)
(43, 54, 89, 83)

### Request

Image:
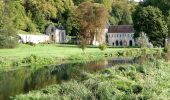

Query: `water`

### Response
(0, 58, 133, 100)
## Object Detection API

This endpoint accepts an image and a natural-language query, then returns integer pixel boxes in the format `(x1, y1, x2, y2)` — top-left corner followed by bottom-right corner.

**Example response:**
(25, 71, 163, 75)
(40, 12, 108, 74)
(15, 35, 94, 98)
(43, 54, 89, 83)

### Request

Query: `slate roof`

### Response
(108, 25, 135, 33)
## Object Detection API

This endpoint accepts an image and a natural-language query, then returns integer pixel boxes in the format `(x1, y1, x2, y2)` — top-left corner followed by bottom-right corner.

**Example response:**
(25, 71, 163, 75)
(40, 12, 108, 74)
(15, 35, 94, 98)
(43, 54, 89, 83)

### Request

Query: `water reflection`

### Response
(0, 58, 133, 100)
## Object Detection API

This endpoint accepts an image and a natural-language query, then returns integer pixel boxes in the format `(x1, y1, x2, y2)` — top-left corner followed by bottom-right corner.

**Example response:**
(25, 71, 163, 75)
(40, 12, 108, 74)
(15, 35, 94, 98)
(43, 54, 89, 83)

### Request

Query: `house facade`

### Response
(19, 24, 66, 44)
(107, 25, 135, 46)
(45, 24, 66, 43)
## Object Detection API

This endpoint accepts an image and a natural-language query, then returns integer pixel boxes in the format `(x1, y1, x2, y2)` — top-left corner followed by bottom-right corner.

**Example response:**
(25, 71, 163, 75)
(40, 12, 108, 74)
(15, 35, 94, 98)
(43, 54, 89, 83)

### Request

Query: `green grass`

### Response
(0, 44, 124, 59)
(0, 44, 162, 68)
(0, 44, 161, 59)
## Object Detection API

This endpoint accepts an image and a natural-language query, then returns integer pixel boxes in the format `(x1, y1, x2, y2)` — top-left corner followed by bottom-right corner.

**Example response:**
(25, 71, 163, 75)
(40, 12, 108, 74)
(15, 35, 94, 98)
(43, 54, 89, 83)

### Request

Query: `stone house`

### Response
(45, 24, 66, 43)
(107, 25, 135, 46)
(18, 24, 66, 44)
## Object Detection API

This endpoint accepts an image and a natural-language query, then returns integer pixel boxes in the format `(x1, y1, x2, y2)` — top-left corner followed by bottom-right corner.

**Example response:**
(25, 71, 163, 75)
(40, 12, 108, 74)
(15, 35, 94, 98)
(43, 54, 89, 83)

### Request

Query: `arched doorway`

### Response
(129, 40, 133, 46)
(116, 40, 119, 46)
(120, 40, 123, 46)
(112, 42, 114, 46)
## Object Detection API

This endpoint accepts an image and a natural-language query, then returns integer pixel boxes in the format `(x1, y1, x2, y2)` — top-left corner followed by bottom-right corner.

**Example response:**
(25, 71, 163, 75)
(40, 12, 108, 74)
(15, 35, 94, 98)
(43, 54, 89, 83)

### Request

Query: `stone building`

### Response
(45, 24, 66, 43)
(18, 24, 66, 44)
(107, 25, 135, 46)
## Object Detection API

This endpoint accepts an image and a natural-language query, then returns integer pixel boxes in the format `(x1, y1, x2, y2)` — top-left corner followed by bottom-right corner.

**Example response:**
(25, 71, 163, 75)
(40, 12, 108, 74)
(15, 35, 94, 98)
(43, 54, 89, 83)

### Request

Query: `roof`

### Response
(108, 25, 134, 33)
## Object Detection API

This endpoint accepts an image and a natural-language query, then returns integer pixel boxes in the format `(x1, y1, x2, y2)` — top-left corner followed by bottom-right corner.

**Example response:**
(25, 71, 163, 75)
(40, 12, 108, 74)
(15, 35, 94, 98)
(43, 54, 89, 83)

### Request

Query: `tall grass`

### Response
(12, 59, 170, 100)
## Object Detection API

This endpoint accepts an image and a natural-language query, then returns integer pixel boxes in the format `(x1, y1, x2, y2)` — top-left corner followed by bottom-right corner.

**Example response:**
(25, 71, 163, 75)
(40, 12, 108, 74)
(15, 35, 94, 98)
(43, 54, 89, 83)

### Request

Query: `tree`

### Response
(132, 6, 168, 47)
(0, 1, 18, 48)
(94, 0, 113, 12)
(110, 0, 133, 25)
(142, 0, 170, 17)
(136, 32, 153, 48)
(167, 11, 170, 35)
(24, 0, 62, 33)
(76, 1, 108, 45)
(141, 0, 170, 36)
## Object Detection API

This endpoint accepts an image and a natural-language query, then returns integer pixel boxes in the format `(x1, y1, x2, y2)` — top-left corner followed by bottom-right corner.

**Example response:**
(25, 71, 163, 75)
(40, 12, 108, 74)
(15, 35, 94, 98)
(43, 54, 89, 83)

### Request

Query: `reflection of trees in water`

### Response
(0, 68, 31, 100)
(0, 59, 110, 100)
(85, 60, 108, 72)
(24, 66, 58, 92)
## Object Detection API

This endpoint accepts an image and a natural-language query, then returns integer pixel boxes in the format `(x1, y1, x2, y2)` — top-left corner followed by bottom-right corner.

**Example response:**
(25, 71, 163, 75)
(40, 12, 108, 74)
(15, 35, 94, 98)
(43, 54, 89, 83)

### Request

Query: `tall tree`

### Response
(143, 0, 170, 17)
(141, 0, 170, 36)
(110, 0, 133, 25)
(76, 1, 108, 45)
(132, 6, 168, 47)
(0, 1, 18, 48)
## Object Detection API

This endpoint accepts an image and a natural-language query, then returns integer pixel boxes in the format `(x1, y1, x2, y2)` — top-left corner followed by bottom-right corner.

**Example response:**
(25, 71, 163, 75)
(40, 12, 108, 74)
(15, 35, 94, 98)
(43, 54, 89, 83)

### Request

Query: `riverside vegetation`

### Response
(9, 44, 170, 100)
(12, 56, 170, 100)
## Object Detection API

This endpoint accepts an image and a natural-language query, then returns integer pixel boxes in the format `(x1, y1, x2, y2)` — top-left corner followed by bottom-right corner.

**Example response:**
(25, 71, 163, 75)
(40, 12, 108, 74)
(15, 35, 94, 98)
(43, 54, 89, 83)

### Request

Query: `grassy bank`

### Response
(12, 60, 170, 100)
(0, 44, 161, 68)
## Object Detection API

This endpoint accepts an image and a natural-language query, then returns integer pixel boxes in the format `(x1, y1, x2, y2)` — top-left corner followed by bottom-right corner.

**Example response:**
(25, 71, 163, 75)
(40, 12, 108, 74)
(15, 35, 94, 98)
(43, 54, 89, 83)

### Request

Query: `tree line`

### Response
(1, 0, 170, 48)
(0, 0, 135, 48)
(133, 0, 170, 47)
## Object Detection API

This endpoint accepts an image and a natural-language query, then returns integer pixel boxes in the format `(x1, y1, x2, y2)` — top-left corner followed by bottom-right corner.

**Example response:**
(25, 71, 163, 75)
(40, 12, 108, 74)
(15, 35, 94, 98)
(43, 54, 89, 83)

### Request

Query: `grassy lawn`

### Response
(0, 44, 161, 68)
(0, 44, 133, 59)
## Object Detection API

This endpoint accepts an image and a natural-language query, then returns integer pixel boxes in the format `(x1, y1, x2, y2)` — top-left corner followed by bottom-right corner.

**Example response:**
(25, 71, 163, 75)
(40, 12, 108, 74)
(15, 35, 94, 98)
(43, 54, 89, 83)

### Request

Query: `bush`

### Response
(136, 32, 153, 48)
(132, 85, 143, 94)
(99, 44, 107, 51)
(0, 35, 18, 48)
(163, 43, 170, 61)
(79, 44, 86, 52)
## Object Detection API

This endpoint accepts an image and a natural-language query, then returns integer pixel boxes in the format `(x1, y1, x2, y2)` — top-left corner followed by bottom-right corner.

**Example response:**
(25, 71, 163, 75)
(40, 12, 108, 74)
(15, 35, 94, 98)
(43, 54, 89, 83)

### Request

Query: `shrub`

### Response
(99, 44, 107, 51)
(79, 44, 86, 52)
(136, 32, 153, 48)
(163, 42, 170, 61)
(132, 85, 143, 94)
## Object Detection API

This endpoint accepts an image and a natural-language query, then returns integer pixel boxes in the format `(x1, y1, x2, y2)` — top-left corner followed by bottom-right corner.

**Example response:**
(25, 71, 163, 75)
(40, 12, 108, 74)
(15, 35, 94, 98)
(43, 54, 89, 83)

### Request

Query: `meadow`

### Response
(0, 44, 133, 58)
(0, 44, 162, 69)
(0, 44, 141, 68)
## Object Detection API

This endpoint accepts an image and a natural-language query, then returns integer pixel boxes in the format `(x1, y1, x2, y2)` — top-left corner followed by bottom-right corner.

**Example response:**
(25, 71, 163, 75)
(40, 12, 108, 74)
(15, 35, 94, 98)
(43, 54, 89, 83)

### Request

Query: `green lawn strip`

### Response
(0, 44, 162, 69)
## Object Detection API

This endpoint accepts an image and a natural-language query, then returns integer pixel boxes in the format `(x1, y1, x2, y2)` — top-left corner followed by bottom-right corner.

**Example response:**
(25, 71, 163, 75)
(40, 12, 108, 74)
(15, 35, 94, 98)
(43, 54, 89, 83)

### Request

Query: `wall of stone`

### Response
(107, 33, 135, 46)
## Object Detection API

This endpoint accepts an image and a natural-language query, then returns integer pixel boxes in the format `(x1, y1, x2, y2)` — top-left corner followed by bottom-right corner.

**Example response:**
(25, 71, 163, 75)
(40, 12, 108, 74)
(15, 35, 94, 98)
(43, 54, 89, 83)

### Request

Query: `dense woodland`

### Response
(0, 0, 170, 48)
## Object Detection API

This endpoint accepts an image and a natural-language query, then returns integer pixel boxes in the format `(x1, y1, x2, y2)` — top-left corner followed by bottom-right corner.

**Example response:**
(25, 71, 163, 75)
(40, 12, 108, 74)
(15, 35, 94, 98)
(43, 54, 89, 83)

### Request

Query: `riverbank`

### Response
(12, 59, 170, 100)
(0, 44, 161, 69)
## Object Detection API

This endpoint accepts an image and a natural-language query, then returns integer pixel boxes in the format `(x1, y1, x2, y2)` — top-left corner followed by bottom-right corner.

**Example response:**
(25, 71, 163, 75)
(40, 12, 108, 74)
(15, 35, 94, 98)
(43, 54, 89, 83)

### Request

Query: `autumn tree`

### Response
(132, 6, 168, 47)
(76, 1, 108, 45)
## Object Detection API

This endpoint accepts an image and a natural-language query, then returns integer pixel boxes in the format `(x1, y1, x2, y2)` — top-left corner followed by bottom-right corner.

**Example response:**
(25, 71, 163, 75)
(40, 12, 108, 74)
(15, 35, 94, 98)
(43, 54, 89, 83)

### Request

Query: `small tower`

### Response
(45, 24, 66, 43)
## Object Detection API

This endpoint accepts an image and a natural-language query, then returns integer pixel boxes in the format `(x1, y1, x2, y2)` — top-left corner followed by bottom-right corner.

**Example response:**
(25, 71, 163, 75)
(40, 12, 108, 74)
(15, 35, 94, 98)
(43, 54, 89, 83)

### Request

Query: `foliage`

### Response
(136, 32, 153, 48)
(138, 0, 170, 36)
(79, 44, 86, 52)
(163, 42, 170, 61)
(0, 1, 18, 48)
(132, 6, 168, 47)
(12, 60, 170, 99)
(110, 0, 133, 25)
(99, 43, 107, 51)
(76, 1, 109, 45)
